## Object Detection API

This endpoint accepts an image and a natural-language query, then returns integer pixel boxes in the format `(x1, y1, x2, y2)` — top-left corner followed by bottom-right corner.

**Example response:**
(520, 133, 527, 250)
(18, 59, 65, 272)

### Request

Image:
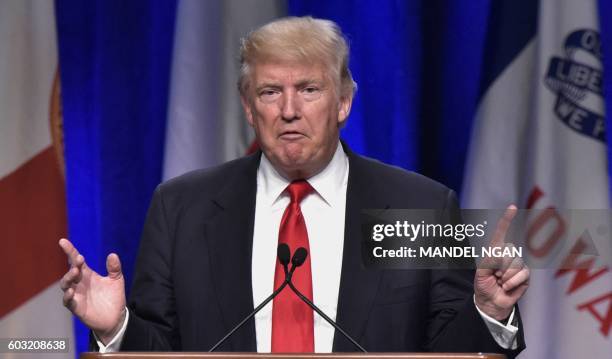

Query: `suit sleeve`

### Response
(120, 185, 181, 350)
(425, 189, 525, 358)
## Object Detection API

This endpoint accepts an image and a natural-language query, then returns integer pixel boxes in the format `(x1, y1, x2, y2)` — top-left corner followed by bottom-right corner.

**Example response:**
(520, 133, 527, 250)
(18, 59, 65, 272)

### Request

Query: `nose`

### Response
(280, 91, 301, 121)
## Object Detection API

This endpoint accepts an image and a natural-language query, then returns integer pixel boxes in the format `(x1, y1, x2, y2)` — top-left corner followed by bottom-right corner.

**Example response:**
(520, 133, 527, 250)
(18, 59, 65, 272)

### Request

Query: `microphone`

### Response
(208, 243, 294, 352)
(288, 247, 367, 353)
(292, 247, 308, 267)
(278, 243, 291, 265)
(278, 242, 291, 276)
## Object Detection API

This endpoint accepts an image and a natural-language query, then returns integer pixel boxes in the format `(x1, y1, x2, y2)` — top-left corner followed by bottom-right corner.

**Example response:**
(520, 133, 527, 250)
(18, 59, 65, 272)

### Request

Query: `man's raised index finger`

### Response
(58, 238, 80, 265)
(479, 205, 518, 270)
(489, 205, 518, 247)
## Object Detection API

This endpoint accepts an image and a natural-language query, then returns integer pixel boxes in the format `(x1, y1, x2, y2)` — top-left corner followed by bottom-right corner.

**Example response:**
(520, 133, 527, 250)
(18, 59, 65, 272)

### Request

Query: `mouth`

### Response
(278, 131, 306, 141)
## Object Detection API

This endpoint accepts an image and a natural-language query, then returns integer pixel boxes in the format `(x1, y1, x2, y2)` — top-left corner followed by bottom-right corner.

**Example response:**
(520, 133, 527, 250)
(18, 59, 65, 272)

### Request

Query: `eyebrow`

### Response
(255, 78, 323, 92)
(255, 83, 282, 92)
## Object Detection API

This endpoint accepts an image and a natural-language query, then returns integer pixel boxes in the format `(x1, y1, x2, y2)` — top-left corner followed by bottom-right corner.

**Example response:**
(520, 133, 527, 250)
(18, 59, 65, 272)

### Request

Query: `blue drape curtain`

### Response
(55, 0, 612, 356)
(288, 0, 491, 189)
(55, 0, 177, 353)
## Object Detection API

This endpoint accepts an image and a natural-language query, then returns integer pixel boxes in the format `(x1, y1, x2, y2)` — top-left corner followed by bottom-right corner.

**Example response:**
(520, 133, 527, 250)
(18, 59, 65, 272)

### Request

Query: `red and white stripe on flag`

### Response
(463, 0, 611, 358)
(0, 1, 74, 357)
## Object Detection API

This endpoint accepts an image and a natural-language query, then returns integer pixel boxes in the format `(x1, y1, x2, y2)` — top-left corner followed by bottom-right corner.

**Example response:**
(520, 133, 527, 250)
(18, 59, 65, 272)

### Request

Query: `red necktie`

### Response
(271, 180, 314, 352)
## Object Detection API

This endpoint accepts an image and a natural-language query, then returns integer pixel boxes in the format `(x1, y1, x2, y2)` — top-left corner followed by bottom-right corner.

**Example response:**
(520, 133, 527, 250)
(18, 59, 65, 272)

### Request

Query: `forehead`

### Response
(251, 61, 329, 85)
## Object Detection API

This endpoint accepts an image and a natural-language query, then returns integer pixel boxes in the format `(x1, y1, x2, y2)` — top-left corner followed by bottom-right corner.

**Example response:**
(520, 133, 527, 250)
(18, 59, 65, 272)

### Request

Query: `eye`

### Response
(300, 86, 322, 101)
(258, 89, 281, 103)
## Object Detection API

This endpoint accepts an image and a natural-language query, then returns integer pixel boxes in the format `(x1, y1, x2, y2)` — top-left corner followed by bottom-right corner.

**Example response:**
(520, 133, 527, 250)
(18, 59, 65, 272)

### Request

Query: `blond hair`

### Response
(238, 16, 356, 99)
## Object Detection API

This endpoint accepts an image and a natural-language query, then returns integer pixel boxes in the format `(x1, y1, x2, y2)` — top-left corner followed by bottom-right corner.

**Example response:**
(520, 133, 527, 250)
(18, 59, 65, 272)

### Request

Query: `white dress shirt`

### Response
(97, 141, 518, 352)
(252, 141, 348, 352)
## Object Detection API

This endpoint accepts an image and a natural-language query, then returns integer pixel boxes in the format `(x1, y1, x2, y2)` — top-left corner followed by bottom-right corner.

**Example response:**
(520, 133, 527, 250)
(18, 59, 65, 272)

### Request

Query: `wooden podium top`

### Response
(81, 353, 506, 359)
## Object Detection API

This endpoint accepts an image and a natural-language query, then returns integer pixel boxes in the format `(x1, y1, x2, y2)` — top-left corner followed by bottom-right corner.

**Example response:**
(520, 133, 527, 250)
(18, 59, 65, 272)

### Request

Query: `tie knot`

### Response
(286, 180, 313, 205)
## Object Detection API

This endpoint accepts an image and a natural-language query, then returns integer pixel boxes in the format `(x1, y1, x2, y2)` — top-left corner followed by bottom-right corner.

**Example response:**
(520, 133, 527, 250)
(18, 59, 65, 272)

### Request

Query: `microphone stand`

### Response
(208, 278, 290, 352)
(209, 244, 367, 353)
(208, 244, 294, 352)
(284, 247, 367, 352)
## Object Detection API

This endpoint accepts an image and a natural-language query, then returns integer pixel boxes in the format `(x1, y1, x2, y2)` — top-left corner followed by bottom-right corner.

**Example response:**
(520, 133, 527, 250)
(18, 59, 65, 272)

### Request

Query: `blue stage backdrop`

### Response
(55, 0, 612, 356)
(288, 0, 490, 193)
(55, 0, 177, 354)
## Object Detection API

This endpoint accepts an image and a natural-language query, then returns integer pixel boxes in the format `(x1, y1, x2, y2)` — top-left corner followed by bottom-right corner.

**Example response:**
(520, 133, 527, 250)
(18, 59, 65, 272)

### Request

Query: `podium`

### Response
(81, 353, 506, 359)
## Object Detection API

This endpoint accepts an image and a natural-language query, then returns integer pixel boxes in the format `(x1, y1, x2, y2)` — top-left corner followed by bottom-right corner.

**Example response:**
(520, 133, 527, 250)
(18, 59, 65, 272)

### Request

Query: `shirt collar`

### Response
(257, 141, 348, 207)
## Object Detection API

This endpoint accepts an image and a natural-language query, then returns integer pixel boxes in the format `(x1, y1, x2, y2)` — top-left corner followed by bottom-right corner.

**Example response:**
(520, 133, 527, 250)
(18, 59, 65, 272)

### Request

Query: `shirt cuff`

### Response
(94, 308, 129, 353)
(473, 295, 519, 350)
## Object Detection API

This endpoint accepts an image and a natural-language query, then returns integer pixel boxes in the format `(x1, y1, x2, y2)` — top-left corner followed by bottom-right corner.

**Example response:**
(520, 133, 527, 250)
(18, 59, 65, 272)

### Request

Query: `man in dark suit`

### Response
(59, 16, 529, 357)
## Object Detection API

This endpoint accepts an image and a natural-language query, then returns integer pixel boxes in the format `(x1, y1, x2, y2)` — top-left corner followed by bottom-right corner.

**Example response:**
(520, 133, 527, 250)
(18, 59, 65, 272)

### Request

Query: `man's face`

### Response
(241, 61, 351, 179)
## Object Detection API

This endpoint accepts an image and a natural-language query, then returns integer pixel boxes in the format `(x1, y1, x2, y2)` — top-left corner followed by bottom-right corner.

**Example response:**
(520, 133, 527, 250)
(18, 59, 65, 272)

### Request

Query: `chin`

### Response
(278, 143, 307, 162)
(274, 155, 314, 179)
(278, 156, 308, 171)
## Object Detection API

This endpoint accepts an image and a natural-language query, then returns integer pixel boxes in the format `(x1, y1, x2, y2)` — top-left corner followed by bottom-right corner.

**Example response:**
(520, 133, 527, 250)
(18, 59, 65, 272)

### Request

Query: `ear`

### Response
(241, 95, 255, 127)
(337, 94, 353, 126)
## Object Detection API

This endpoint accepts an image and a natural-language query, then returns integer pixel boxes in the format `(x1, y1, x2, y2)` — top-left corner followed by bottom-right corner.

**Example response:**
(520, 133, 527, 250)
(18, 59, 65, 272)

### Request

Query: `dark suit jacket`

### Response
(120, 144, 525, 357)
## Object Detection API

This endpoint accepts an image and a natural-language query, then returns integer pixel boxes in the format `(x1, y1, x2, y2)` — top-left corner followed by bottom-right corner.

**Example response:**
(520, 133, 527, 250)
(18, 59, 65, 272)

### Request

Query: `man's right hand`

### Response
(59, 238, 127, 345)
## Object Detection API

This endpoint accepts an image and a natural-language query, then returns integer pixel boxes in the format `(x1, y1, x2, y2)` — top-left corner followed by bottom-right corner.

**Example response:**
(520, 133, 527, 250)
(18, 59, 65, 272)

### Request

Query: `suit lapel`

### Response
(333, 146, 385, 351)
(205, 154, 260, 351)
(202, 147, 385, 351)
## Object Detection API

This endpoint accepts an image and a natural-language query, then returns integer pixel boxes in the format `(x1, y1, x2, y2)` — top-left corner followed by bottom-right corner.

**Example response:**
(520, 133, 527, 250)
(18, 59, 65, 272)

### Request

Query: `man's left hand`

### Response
(474, 205, 530, 321)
